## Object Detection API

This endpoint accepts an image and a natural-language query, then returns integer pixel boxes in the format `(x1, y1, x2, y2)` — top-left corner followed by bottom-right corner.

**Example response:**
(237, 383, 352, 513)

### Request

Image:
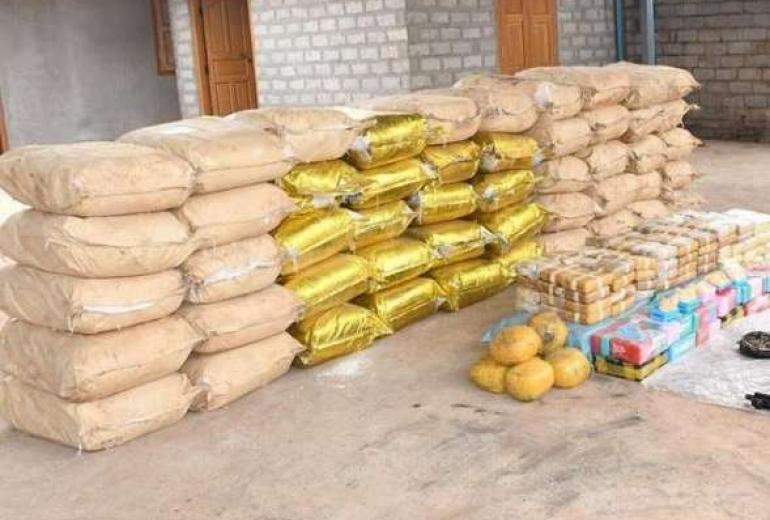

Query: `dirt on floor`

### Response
(1, 140, 769, 520)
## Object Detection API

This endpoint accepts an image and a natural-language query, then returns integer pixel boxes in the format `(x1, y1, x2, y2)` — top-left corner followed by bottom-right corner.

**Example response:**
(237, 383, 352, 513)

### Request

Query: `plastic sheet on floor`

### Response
(643, 310, 770, 411)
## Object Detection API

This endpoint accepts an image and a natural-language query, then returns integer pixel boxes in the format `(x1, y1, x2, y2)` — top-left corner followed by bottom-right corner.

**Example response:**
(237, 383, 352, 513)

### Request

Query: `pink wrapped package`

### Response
(748, 277, 764, 300)
(745, 294, 770, 315)
(591, 317, 669, 365)
(716, 287, 737, 318)
(696, 319, 720, 347)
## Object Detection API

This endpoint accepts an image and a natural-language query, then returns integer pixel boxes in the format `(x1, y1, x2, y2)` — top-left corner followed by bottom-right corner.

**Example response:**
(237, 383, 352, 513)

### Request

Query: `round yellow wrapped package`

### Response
(356, 238, 436, 292)
(282, 254, 370, 319)
(345, 113, 428, 170)
(430, 258, 509, 311)
(408, 220, 493, 267)
(420, 140, 480, 184)
(292, 303, 392, 367)
(347, 159, 432, 209)
(408, 183, 478, 225)
(470, 356, 509, 394)
(489, 325, 542, 366)
(358, 277, 445, 331)
(528, 311, 569, 356)
(478, 203, 549, 254)
(350, 201, 416, 250)
(272, 208, 355, 275)
(474, 170, 536, 212)
(506, 358, 554, 401)
(546, 348, 592, 388)
(473, 132, 540, 173)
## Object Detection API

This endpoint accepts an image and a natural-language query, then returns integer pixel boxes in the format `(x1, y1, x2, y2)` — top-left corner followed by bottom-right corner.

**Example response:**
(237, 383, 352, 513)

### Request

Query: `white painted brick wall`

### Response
(168, 0, 200, 117)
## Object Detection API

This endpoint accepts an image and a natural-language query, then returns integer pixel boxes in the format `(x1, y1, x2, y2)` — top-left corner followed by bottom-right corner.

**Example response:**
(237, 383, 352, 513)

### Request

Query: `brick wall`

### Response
(558, 0, 617, 65)
(625, 0, 770, 142)
(405, 0, 497, 90)
(249, 0, 411, 106)
(168, 0, 200, 118)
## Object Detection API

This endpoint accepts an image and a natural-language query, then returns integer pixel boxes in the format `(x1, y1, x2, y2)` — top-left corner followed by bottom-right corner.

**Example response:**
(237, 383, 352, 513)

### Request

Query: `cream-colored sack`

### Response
(0, 141, 193, 216)
(637, 171, 663, 200)
(0, 316, 200, 402)
(579, 105, 630, 144)
(183, 235, 282, 304)
(534, 156, 592, 194)
(176, 183, 295, 250)
(658, 100, 695, 132)
(537, 228, 592, 254)
(455, 75, 584, 119)
(0, 210, 194, 278)
(588, 173, 642, 216)
(0, 266, 185, 334)
(536, 193, 598, 232)
(628, 199, 671, 220)
(588, 210, 640, 237)
(119, 117, 294, 194)
(355, 93, 481, 145)
(663, 189, 706, 211)
(416, 86, 538, 133)
(178, 284, 301, 354)
(228, 106, 367, 162)
(575, 140, 629, 180)
(624, 104, 666, 141)
(659, 127, 703, 160)
(627, 135, 668, 174)
(526, 117, 592, 158)
(182, 332, 303, 411)
(0, 372, 196, 451)
(606, 62, 699, 109)
(661, 160, 697, 189)
(515, 66, 631, 108)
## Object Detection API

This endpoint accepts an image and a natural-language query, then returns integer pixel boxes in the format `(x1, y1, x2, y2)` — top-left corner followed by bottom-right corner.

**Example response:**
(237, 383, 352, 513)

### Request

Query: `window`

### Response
(152, 0, 175, 75)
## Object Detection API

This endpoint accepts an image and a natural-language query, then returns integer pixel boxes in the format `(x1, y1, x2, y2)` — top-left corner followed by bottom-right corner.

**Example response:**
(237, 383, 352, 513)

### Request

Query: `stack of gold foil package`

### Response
(515, 249, 637, 324)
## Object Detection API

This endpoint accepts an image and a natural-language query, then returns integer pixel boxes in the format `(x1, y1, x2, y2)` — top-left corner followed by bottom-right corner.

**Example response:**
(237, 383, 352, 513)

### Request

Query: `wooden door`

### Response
(200, 0, 257, 115)
(497, 0, 558, 74)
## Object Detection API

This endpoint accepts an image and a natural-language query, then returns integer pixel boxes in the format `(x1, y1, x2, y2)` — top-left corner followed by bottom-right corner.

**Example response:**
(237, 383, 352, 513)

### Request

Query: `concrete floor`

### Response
(1, 140, 770, 520)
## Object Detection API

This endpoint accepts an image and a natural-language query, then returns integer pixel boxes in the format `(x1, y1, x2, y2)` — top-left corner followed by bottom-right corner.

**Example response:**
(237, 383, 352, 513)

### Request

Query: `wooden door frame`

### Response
(0, 92, 8, 154)
(189, 0, 257, 115)
(495, 0, 560, 73)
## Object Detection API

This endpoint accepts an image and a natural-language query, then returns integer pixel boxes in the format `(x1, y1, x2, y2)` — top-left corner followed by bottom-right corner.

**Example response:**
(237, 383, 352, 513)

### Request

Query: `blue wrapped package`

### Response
(665, 332, 697, 362)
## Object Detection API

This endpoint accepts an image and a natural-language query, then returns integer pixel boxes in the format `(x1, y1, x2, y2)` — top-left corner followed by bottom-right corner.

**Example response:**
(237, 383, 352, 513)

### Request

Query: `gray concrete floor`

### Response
(1, 140, 770, 520)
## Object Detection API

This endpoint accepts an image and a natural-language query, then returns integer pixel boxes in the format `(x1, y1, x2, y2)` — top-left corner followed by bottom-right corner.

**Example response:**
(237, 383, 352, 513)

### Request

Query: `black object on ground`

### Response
(745, 392, 770, 410)
(738, 331, 770, 358)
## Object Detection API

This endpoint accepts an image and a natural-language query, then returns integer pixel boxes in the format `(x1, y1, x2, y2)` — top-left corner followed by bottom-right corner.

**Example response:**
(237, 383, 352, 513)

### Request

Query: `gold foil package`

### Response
(292, 303, 392, 367)
(474, 170, 536, 212)
(490, 239, 543, 279)
(278, 160, 364, 204)
(478, 203, 548, 254)
(358, 277, 446, 331)
(350, 201, 416, 250)
(473, 133, 540, 173)
(408, 183, 478, 225)
(273, 208, 355, 275)
(408, 220, 494, 267)
(345, 114, 428, 170)
(347, 158, 432, 209)
(282, 254, 370, 319)
(430, 259, 509, 311)
(356, 238, 436, 292)
(420, 140, 480, 184)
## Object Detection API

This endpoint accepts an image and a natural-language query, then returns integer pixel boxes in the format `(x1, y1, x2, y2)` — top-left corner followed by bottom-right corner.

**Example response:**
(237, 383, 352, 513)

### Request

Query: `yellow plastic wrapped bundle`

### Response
(358, 277, 446, 331)
(346, 114, 428, 170)
(288, 195, 339, 214)
(474, 170, 536, 212)
(420, 140, 480, 185)
(408, 183, 478, 225)
(282, 254, 370, 319)
(273, 208, 355, 275)
(350, 201, 416, 250)
(408, 221, 493, 267)
(356, 238, 436, 292)
(491, 239, 543, 279)
(292, 303, 392, 367)
(278, 160, 364, 208)
(478, 203, 548, 254)
(347, 159, 432, 209)
(473, 133, 540, 173)
(430, 259, 509, 311)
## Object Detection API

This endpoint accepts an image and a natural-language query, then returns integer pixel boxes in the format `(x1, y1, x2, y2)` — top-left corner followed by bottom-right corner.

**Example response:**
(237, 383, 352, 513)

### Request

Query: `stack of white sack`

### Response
(0, 142, 200, 450)
(510, 63, 702, 253)
(118, 117, 302, 412)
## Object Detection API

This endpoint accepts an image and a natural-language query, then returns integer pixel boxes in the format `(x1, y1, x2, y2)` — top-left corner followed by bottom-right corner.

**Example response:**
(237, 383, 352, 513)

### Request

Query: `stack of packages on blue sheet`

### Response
(500, 209, 770, 381)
